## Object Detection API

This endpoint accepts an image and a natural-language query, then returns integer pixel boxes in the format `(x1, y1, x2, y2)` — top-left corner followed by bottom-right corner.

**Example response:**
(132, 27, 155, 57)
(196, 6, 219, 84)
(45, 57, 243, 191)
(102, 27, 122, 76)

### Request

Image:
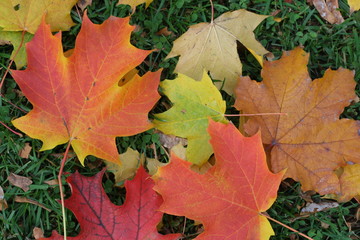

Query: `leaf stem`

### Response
(0, 30, 26, 92)
(58, 142, 72, 240)
(260, 212, 315, 240)
(224, 112, 287, 117)
(0, 121, 23, 137)
(1, 94, 28, 113)
(209, 0, 214, 23)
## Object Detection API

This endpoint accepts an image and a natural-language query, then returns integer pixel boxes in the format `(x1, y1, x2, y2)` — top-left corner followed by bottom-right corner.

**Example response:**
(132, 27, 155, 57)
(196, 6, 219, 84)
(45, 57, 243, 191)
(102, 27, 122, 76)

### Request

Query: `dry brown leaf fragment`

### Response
(166, 9, 269, 95)
(156, 27, 175, 37)
(310, 0, 344, 24)
(44, 179, 59, 186)
(19, 142, 31, 158)
(14, 196, 51, 212)
(7, 173, 32, 192)
(33, 227, 44, 239)
(77, 0, 92, 10)
(0, 186, 8, 211)
(300, 201, 339, 214)
(158, 132, 187, 149)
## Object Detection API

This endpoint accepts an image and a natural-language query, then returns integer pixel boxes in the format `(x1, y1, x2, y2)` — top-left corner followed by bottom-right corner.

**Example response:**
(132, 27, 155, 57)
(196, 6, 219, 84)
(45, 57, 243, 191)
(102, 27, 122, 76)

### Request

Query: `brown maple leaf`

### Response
(235, 47, 360, 198)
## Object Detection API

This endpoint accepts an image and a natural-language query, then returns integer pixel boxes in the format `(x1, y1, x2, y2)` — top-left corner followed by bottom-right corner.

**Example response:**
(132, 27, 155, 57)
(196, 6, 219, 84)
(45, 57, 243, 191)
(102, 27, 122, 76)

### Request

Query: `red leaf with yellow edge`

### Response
(153, 120, 284, 240)
(11, 13, 160, 164)
(41, 167, 181, 240)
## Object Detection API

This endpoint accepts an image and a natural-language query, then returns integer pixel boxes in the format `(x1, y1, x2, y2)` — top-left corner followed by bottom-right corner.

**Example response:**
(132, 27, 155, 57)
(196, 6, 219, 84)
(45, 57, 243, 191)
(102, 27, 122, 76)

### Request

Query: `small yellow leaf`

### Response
(348, 0, 360, 13)
(117, 0, 153, 12)
(105, 148, 141, 185)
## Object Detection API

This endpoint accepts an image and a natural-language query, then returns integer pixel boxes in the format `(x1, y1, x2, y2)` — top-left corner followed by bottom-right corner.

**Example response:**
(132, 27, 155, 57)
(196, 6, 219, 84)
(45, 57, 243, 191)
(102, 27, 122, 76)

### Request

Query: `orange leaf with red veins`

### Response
(153, 120, 284, 240)
(41, 167, 180, 240)
(235, 47, 359, 198)
(11, 14, 160, 164)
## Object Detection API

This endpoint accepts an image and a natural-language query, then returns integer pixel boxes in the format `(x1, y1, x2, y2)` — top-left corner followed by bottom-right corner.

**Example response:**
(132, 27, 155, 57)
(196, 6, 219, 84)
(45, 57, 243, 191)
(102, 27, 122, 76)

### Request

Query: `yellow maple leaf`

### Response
(166, 9, 269, 95)
(117, 0, 153, 11)
(348, 0, 360, 13)
(0, 0, 77, 69)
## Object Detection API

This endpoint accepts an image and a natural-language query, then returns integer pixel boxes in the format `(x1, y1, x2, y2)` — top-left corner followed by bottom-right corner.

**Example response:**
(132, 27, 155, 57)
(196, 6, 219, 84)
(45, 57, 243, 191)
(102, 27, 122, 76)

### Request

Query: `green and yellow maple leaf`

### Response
(153, 72, 227, 165)
(0, 0, 77, 68)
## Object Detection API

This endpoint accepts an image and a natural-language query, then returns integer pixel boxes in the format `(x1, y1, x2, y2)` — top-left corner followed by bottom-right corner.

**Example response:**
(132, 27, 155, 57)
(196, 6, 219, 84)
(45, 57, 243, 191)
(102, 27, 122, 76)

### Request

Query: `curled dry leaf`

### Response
(158, 132, 187, 149)
(0, 186, 8, 211)
(300, 201, 339, 214)
(310, 0, 344, 24)
(235, 47, 360, 200)
(77, 0, 92, 11)
(7, 173, 32, 192)
(166, 9, 269, 95)
(19, 142, 31, 158)
(33, 227, 45, 239)
(15, 196, 51, 212)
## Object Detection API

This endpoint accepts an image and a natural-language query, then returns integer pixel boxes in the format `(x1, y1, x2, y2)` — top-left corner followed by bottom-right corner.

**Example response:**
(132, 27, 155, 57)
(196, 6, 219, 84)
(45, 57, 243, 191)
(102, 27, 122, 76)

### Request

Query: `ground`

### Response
(1, 0, 360, 239)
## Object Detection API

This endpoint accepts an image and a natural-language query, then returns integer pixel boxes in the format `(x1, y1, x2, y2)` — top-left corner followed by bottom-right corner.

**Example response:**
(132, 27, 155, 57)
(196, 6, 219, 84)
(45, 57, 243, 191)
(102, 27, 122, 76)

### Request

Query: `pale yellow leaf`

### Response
(166, 9, 269, 95)
(105, 148, 141, 185)
(117, 0, 153, 11)
(349, 0, 360, 13)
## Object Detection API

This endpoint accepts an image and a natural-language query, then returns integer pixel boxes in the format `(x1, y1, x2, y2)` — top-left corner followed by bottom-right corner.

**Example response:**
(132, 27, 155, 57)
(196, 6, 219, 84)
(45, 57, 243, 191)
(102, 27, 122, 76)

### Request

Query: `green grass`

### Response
(1, 0, 360, 239)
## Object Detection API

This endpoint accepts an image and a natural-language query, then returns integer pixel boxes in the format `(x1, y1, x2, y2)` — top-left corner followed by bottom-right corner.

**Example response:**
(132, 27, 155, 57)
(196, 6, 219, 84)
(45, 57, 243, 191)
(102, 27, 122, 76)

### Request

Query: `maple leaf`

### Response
(309, 0, 344, 24)
(12, 14, 160, 164)
(0, 0, 77, 68)
(153, 72, 227, 165)
(153, 120, 284, 239)
(41, 168, 180, 240)
(235, 47, 360, 198)
(117, 0, 154, 11)
(349, 0, 360, 13)
(166, 9, 269, 95)
(106, 147, 165, 186)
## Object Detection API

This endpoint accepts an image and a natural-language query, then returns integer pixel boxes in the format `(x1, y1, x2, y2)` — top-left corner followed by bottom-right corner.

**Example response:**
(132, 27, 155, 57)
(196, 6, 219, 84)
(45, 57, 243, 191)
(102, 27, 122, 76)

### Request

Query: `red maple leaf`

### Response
(41, 167, 180, 239)
(11, 13, 160, 164)
(153, 120, 284, 239)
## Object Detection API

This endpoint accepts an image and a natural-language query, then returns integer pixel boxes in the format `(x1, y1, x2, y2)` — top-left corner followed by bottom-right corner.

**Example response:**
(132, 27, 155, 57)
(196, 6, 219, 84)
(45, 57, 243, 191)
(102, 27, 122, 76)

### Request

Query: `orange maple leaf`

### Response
(235, 47, 359, 197)
(153, 120, 284, 239)
(11, 14, 160, 164)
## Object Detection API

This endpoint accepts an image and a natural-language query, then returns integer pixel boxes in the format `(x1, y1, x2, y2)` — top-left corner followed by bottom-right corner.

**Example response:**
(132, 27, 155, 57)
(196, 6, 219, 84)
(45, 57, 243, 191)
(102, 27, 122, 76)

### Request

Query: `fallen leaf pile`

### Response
(4, 1, 360, 239)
